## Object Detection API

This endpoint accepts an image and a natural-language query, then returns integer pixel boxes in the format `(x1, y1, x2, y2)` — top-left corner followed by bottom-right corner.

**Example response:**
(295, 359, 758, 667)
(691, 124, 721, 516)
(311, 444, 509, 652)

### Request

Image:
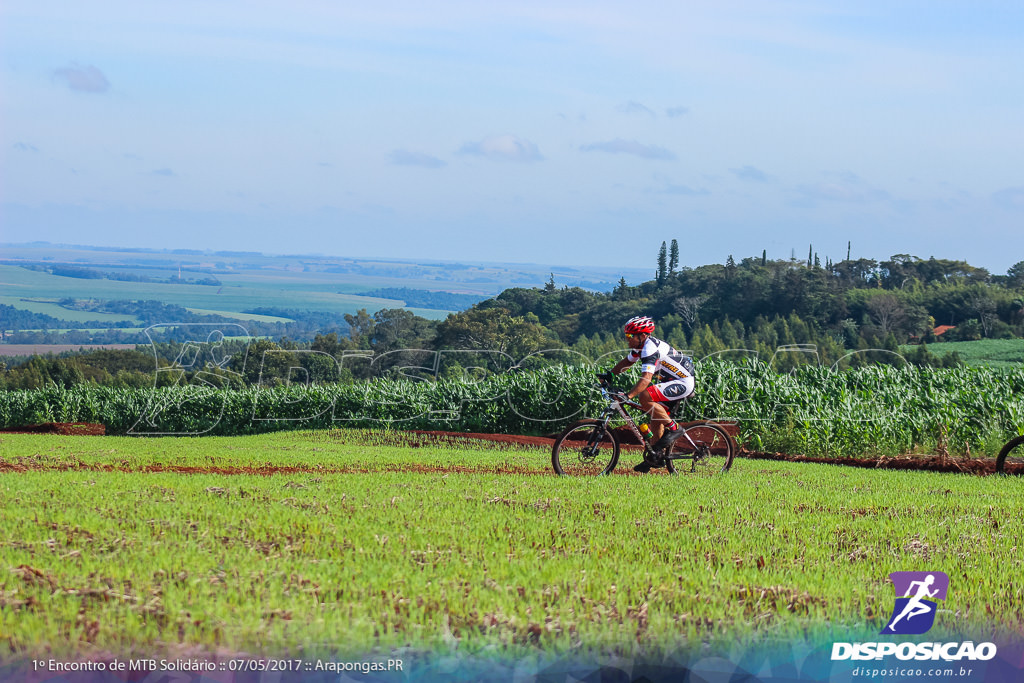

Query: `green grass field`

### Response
(0, 329, 147, 335)
(0, 266, 453, 321)
(184, 308, 294, 323)
(0, 296, 141, 324)
(906, 339, 1024, 369)
(1, 430, 1021, 662)
(1, 243, 639, 295)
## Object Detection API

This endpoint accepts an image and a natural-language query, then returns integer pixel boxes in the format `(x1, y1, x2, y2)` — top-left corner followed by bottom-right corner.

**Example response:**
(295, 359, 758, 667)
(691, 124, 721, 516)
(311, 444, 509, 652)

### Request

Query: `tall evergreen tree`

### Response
(669, 239, 679, 274)
(808, 244, 813, 268)
(657, 241, 668, 284)
(761, 249, 767, 266)
(613, 277, 630, 300)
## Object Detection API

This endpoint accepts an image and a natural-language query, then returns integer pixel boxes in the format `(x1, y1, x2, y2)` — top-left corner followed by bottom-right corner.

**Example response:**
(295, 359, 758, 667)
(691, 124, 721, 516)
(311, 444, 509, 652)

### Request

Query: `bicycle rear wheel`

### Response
(666, 422, 735, 475)
(996, 435, 1024, 475)
(551, 419, 620, 476)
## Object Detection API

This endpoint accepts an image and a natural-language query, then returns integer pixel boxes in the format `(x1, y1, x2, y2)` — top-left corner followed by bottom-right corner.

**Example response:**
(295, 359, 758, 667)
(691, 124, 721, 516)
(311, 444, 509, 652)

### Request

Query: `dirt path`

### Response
(737, 450, 1019, 475)
(0, 422, 106, 435)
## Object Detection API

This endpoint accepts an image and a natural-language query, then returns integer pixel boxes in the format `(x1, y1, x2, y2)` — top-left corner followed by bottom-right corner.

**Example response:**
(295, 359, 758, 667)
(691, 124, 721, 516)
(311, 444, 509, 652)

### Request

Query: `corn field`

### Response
(1, 360, 1021, 457)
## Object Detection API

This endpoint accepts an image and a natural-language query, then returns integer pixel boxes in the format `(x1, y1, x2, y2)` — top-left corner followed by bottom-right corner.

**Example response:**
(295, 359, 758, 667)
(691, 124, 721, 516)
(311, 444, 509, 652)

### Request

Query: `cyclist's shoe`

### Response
(633, 460, 654, 473)
(652, 428, 684, 453)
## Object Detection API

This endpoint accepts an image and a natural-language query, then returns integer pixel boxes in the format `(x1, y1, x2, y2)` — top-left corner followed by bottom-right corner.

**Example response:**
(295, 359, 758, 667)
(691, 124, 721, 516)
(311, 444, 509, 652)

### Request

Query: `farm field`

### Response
(0, 243, 642, 294)
(184, 308, 294, 323)
(0, 296, 140, 324)
(0, 244, 647, 332)
(1, 429, 1022, 671)
(0, 265, 420, 320)
(0, 344, 138, 357)
(0, 329, 148, 335)
(903, 339, 1024, 369)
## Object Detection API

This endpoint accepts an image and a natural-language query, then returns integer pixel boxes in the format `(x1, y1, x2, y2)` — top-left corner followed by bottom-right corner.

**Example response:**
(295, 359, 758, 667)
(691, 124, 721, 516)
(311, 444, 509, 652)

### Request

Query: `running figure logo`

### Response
(882, 571, 950, 635)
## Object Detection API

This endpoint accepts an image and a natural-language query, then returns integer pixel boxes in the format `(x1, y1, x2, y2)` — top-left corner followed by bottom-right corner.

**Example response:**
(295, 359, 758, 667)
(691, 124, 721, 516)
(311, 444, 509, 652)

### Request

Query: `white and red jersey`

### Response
(627, 336, 693, 382)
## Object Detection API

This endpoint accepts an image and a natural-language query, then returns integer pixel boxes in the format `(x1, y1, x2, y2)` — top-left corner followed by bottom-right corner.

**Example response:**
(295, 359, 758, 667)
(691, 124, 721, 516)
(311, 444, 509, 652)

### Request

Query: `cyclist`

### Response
(606, 315, 695, 472)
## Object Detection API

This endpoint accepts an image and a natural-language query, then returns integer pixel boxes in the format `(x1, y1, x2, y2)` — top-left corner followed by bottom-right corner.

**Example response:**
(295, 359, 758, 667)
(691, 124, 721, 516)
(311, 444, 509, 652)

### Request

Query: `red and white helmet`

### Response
(624, 315, 655, 335)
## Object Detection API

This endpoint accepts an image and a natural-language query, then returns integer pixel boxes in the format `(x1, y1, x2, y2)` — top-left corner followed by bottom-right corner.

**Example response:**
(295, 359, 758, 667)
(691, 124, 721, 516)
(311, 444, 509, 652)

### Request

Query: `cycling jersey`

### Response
(626, 336, 693, 383)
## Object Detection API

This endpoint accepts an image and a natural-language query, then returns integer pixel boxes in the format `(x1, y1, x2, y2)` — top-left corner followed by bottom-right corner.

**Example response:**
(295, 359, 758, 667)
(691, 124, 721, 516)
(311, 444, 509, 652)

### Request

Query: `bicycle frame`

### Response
(596, 384, 701, 460)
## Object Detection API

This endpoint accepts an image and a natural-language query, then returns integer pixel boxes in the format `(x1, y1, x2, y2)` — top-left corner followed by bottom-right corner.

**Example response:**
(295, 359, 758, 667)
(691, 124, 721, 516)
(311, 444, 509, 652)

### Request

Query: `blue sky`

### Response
(2, 1, 1022, 274)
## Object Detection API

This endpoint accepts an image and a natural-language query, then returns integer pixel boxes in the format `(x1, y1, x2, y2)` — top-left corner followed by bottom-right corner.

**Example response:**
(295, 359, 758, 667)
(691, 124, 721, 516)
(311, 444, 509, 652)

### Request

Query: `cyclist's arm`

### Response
(626, 371, 654, 400)
(611, 358, 635, 374)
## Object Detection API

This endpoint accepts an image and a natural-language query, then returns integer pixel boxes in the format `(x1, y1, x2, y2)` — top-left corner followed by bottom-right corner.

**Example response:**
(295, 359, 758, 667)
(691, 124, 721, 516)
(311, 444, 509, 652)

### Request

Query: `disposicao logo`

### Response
(882, 571, 949, 635)
(831, 570, 997, 663)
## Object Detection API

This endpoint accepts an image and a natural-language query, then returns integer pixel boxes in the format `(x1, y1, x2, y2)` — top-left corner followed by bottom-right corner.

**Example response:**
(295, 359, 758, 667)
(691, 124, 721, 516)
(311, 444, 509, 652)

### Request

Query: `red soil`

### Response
(0, 422, 105, 435)
(739, 450, 1020, 476)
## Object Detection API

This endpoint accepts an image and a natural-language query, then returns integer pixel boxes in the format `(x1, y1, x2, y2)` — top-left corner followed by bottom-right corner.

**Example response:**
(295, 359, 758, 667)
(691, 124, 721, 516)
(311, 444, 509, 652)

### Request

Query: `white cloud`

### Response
(730, 165, 768, 182)
(792, 172, 890, 206)
(458, 135, 543, 163)
(53, 63, 110, 93)
(659, 183, 709, 197)
(580, 139, 675, 161)
(993, 186, 1024, 210)
(389, 149, 446, 168)
(617, 100, 655, 116)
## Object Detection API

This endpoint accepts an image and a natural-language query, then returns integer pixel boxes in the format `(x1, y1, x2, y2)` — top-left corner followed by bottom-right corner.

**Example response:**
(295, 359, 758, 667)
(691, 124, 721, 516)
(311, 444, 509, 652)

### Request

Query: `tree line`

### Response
(0, 301, 348, 345)
(2, 251, 1021, 389)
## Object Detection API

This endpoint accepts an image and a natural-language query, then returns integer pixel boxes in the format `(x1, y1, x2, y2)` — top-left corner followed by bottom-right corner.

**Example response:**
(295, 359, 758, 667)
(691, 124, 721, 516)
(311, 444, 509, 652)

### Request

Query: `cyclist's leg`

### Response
(646, 379, 694, 448)
(637, 390, 672, 442)
(633, 391, 672, 472)
(645, 379, 694, 432)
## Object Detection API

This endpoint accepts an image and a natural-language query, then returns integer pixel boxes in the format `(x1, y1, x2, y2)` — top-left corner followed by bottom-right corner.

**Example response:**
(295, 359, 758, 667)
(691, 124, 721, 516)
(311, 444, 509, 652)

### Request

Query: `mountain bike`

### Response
(996, 435, 1024, 475)
(551, 373, 736, 476)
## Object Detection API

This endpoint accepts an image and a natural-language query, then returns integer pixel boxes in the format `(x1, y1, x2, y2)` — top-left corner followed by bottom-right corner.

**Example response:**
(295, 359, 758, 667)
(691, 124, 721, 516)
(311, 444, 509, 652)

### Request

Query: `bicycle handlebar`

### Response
(601, 387, 641, 409)
(595, 372, 643, 409)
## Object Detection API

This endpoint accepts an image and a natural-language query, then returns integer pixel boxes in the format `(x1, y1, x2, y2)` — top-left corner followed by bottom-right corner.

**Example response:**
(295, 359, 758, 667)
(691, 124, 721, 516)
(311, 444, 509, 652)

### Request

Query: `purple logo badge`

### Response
(882, 571, 949, 635)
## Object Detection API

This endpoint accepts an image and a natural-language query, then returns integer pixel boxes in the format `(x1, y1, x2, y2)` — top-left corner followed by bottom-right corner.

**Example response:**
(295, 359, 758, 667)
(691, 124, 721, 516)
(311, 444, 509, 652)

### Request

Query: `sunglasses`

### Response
(625, 332, 643, 339)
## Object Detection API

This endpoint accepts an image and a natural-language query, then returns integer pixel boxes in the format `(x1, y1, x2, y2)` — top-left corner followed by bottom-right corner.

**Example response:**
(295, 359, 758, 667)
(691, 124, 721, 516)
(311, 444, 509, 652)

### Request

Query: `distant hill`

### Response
(0, 241, 649, 294)
(355, 288, 488, 311)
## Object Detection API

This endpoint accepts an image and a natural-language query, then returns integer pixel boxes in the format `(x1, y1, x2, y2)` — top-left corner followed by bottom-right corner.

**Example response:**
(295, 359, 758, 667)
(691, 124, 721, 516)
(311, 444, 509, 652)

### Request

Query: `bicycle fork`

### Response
(581, 410, 615, 460)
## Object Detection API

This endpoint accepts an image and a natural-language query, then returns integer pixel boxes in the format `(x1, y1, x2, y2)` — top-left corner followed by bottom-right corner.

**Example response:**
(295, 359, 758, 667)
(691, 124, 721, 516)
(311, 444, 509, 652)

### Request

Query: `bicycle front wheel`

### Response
(996, 435, 1024, 475)
(666, 422, 735, 475)
(552, 419, 620, 476)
